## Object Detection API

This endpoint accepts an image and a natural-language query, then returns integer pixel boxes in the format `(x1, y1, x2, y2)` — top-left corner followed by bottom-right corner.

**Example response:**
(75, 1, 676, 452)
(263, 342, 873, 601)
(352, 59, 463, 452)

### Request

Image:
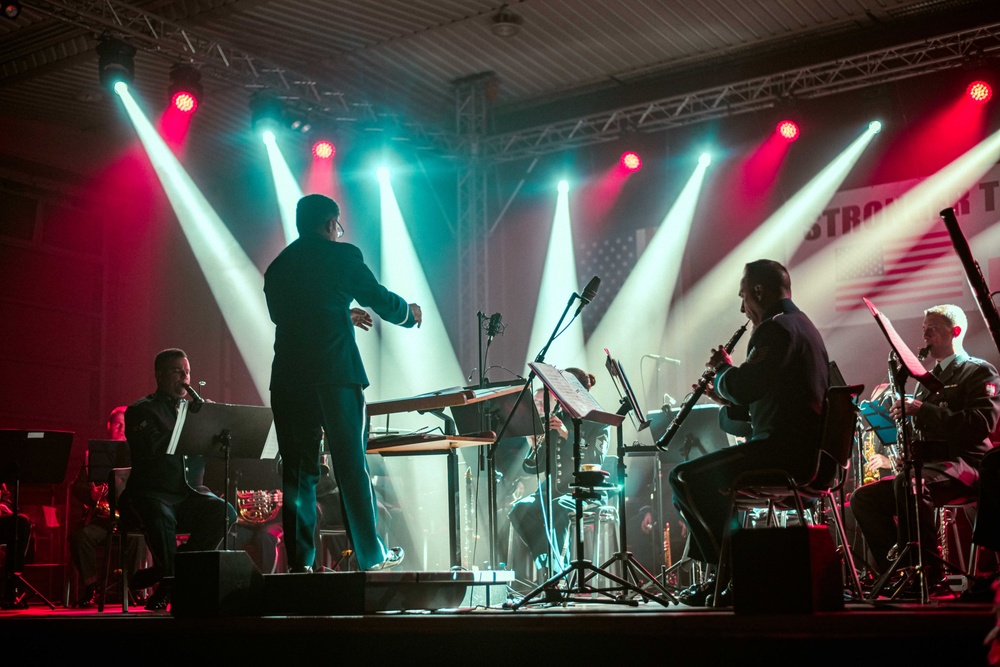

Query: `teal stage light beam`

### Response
(526, 179, 585, 372)
(664, 122, 881, 362)
(584, 155, 711, 414)
(115, 84, 274, 401)
(262, 130, 303, 244)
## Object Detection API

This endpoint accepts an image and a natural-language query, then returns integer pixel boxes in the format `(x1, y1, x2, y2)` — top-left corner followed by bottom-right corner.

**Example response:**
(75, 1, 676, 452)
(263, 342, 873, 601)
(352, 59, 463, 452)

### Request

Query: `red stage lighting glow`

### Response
(171, 91, 198, 114)
(620, 151, 642, 172)
(776, 120, 800, 142)
(313, 141, 335, 160)
(967, 81, 992, 104)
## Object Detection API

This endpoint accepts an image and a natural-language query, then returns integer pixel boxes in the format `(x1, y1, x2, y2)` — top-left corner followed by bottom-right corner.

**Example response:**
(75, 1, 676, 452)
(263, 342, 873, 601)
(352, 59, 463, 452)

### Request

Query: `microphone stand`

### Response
(488, 291, 580, 569)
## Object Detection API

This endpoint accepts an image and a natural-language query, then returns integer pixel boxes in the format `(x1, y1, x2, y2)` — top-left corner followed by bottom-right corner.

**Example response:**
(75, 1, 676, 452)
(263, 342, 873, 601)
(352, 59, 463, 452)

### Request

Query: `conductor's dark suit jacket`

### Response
(264, 237, 415, 391)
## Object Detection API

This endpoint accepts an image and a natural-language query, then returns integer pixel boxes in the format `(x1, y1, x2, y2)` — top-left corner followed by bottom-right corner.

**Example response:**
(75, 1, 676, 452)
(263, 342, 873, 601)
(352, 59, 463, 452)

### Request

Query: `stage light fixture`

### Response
(869, 120, 883, 134)
(967, 80, 993, 104)
(776, 119, 800, 142)
(97, 38, 136, 91)
(312, 140, 335, 159)
(621, 151, 642, 172)
(168, 64, 202, 114)
(3, 1, 21, 19)
(250, 93, 286, 135)
(698, 153, 712, 167)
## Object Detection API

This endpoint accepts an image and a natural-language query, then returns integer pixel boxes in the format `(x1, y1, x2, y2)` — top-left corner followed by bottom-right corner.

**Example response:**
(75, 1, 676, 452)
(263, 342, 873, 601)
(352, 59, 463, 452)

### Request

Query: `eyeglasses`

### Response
(332, 216, 345, 238)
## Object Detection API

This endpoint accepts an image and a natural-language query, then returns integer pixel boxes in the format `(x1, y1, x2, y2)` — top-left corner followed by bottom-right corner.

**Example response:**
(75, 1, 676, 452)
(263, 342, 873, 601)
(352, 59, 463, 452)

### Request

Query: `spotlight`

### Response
(698, 153, 711, 167)
(97, 38, 136, 91)
(376, 166, 391, 182)
(491, 4, 522, 37)
(620, 151, 642, 172)
(168, 64, 202, 114)
(868, 120, 882, 134)
(312, 140, 335, 160)
(557, 179, 569, 194)
(967, 80, 993, 104)
(776, 120, 800, 142)
(3, 1, 21, 19)
(250, 93, 285, 135)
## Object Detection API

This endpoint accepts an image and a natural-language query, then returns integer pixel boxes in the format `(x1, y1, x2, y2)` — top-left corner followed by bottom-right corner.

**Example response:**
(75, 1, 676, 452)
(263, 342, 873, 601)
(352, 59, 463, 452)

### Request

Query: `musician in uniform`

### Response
(508, 368, 610, 581)
(850, 304, 1000, 591)
(264, 193, 421, 573)
(68, 406, 145, 607)
(121, 348, 236, 610)
(668, 259, 830, 606)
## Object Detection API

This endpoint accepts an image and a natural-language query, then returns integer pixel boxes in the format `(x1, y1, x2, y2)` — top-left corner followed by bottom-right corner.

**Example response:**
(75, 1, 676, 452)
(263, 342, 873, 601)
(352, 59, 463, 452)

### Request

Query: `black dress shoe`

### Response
(678, 580, 716, 607)
(144, 583, 171, 611)
(75, 582, 99, 608)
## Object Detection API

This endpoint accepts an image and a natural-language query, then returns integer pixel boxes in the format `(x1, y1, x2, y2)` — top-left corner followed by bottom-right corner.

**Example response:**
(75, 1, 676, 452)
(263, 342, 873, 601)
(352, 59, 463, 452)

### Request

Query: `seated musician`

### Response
(0, 481, 33, 608)
(508, 367, 610, 581)
(850, 304, 1000, 594)
(68, 406, 146, 607)
(668, 259, 830, 606)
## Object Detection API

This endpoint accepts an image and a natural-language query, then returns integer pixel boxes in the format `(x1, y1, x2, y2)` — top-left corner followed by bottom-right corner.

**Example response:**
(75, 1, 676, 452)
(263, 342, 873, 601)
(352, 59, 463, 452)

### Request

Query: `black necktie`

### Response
(932, 363, 943, 376)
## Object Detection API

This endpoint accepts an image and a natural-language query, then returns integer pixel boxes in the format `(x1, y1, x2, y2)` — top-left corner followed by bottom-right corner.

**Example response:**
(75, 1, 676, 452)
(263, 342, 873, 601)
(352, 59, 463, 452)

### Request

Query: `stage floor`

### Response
(2, 583, 995, 665)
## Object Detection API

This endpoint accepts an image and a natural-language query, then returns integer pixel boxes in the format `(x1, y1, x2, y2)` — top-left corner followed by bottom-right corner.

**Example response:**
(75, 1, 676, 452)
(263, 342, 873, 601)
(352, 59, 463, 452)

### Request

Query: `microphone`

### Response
(183, 383, 204, 403)
(644, 354, 681, 364)
(574, 276, 601, 316)
(917, 345, 930, 362)
(486, 312, 504, 343)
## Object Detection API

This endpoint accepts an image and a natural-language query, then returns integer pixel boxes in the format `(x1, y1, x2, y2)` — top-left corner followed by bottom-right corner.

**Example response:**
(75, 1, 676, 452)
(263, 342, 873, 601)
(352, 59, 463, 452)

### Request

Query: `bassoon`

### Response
(940, 207, 1000, 357)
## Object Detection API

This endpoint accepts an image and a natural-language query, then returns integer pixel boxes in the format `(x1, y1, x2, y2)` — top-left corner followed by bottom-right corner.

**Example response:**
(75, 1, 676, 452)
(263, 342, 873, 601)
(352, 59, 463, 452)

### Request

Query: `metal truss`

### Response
(479, 22, 1000, 163)
(24, 0, 459, 153)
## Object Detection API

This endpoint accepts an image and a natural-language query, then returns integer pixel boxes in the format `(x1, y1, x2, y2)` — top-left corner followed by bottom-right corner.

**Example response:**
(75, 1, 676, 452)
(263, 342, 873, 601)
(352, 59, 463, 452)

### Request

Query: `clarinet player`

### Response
(668, 259, 830, 606)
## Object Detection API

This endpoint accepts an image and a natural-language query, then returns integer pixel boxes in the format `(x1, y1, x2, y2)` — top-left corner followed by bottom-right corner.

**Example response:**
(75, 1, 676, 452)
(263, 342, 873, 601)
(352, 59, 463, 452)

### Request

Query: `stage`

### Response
(2, 578, 995, 665)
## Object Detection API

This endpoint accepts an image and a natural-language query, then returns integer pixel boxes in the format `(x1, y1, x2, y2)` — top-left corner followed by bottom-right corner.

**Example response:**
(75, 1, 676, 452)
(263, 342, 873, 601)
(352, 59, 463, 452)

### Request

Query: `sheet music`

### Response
(529, 362, 624, 427)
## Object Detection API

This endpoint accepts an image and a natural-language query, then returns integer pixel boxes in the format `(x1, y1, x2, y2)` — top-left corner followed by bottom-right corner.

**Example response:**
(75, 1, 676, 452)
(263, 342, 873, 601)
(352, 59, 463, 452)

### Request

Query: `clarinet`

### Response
(655, 321, 749, 451)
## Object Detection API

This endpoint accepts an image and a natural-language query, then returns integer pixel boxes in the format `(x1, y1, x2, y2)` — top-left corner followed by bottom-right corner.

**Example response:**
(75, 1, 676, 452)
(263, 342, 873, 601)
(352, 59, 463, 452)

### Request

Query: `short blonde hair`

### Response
(925, 304, 967, 344)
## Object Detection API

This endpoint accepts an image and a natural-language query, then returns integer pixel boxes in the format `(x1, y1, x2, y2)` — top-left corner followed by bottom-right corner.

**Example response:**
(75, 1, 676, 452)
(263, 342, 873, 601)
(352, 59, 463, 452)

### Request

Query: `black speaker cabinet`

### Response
(731, 525, 844, 614)
(171, 550, 265, 617)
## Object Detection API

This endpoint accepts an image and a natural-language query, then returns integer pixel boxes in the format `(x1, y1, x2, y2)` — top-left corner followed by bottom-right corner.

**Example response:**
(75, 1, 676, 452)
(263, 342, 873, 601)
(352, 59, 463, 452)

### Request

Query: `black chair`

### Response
(713, 383, 866, 605)
(96, 468, 149, 613)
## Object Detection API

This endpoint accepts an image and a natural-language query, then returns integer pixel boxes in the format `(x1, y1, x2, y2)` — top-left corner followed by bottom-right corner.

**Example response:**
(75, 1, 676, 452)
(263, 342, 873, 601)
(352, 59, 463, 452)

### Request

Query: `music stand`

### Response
(86, 439, 131, 484)
(512, 363, 637, 609)
(863, 297, 954, 603)
(167, 402, 276, 549)
(589, 349, 675, 605)
(0, 429, 74, 609)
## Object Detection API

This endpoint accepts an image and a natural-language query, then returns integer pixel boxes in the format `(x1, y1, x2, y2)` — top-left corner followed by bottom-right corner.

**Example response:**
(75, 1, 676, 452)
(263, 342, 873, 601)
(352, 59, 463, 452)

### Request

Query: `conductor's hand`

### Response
(351, 308, 373, 331)
(409, 303, 423, 328)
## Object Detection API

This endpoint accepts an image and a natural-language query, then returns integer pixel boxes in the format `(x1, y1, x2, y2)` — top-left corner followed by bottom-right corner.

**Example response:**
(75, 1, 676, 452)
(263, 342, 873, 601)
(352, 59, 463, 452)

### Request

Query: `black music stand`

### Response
(587, 349, 675, 606)
(511, 363, 636, 609)
(86, 439, 131, 484)
(862, 298, 960, 603)
(0, 429, 73, 609)
(167, 402, 275, 549)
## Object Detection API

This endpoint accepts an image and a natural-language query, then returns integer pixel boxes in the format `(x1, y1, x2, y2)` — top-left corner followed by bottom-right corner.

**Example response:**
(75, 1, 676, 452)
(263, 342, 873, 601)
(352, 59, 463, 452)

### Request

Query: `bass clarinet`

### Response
(655, 321, 749, 451)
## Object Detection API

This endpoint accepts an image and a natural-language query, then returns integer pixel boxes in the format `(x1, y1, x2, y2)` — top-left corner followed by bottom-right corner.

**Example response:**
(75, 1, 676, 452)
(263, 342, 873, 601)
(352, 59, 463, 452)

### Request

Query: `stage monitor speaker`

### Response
(731, 526, 843, 614)
(171, 550, 264, 617)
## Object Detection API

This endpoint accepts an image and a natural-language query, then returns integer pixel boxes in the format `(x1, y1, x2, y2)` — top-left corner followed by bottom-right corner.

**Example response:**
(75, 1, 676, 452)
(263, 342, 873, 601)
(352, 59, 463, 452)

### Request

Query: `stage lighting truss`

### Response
(168, 64, 203, 114)
(97, 37, 136, 91)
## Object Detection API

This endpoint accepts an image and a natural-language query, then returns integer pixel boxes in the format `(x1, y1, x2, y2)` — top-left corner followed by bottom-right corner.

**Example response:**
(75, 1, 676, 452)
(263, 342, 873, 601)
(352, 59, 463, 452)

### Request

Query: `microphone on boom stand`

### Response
(573, 276, 601, 317)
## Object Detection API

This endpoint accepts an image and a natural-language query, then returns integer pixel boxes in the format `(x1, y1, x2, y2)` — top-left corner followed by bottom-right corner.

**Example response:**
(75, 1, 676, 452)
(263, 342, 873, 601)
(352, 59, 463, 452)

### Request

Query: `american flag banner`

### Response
(834, 229, 966, 312)
(578, 230, 643, 335)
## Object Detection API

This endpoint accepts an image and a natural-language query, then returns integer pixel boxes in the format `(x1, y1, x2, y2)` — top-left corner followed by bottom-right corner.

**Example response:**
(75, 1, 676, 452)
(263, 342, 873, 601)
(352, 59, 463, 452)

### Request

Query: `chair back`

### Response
(809, 384, 864, 491)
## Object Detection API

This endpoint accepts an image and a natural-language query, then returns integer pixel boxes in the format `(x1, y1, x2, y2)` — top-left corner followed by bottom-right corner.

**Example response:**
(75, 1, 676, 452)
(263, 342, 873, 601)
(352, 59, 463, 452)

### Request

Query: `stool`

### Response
(567, 504, 621, 584)
(318, 527, 355, 571)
